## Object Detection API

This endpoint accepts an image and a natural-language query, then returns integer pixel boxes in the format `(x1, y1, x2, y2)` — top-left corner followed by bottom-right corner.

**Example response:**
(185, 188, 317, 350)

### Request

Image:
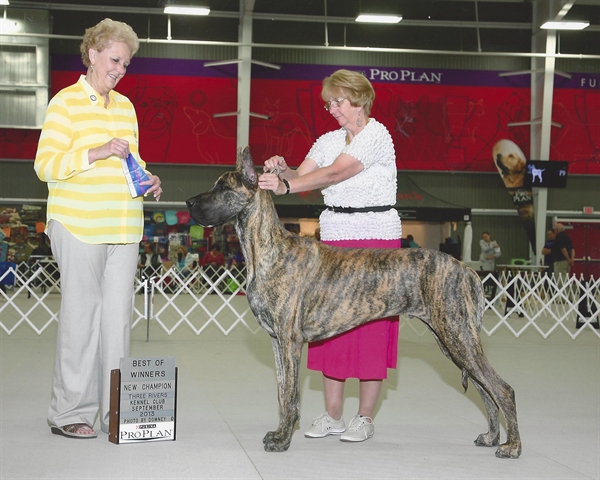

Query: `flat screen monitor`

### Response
(524, 160, 569, 188)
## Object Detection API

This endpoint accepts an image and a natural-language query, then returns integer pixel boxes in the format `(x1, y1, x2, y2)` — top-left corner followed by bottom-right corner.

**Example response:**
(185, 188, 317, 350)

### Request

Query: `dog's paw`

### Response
(262, 430, 290, 452)
(263, 438, 290, 452)
(264, 441, 290, 452)
(495, 442, 522, 459)
(263, 431, 275, 444)
(474, 432, 499, 447)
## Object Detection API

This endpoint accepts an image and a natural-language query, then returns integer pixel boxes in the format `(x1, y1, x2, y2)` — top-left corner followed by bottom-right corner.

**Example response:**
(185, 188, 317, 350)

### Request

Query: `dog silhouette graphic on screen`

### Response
(527, 164, 545, 184)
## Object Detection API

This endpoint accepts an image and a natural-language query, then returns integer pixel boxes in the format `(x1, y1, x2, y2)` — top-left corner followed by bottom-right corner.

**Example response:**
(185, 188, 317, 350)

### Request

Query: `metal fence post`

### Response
(144, 276, 155, 342)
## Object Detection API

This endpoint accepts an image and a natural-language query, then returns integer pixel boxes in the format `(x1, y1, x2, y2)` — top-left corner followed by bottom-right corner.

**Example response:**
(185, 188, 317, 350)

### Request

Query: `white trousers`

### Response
(47, 221, 138, 432)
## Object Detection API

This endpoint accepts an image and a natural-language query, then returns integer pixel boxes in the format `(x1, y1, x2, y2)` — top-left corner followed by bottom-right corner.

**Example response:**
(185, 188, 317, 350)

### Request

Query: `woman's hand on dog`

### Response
(259, 156, 288, 195)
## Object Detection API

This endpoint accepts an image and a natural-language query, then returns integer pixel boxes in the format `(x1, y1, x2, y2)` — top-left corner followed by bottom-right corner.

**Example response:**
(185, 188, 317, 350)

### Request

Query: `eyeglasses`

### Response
(324, 98, 347, 110)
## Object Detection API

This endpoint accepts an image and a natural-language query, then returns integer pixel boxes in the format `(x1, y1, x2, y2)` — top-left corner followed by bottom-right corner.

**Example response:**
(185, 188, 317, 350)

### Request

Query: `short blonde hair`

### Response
(321, 69, 375, 116)
(80, 18, 140, 67)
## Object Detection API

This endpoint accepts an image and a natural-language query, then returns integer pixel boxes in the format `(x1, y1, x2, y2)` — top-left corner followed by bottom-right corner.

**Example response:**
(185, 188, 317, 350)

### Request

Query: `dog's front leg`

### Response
(263, 336, 302, 452)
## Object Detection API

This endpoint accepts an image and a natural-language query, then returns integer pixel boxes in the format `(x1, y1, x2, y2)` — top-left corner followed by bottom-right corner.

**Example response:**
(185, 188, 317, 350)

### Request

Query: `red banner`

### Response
(1, 58, 598, 175)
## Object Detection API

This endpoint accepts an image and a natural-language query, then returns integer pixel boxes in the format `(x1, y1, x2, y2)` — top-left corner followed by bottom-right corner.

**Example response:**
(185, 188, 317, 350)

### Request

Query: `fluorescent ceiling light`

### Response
(0, 0, 10, 6)
(355, 14, 402, 24)
(541, 21, 589, 30)
(164, 6, 210, 16)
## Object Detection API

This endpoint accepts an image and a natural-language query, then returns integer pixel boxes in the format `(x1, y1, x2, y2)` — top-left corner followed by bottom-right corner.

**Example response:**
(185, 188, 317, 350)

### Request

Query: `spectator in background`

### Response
(229, 245, 246, 268)
(201, 244, 225, 292)
(551, 223, 574, 276)
(31, 233, 53, 258)
(406, 235, 420, 248)
(138, 242, 161, 279)
(541, 229, 556, 273)
(479, 232, 500, 271)
(176, 245, 196, 277)
(201, 244, 225, 270)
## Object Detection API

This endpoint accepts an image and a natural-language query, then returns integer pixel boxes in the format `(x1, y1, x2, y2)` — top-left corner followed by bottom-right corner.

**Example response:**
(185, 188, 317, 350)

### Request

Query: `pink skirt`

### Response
(307, 238, 401, 380)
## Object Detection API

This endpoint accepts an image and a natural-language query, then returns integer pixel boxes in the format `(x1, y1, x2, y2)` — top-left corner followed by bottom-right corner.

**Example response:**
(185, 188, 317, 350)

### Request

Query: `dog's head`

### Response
(492, 139, 527, 189)
(186, 147, 258, 227)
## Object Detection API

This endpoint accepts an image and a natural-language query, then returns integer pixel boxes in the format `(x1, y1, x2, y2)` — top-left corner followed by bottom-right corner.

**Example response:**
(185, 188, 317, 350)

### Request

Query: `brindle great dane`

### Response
(186, 147, 521, 459)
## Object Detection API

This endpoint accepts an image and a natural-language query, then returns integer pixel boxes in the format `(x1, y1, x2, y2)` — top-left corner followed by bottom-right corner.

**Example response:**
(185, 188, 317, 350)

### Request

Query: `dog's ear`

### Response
(237, 146, 258, 186)
(495, 153, 509, 176)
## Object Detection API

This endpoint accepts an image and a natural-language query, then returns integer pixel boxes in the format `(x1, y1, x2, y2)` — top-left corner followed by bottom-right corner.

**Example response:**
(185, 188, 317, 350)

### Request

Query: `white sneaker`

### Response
(304, 412, 346, 438)
(340, 415, 374, 442)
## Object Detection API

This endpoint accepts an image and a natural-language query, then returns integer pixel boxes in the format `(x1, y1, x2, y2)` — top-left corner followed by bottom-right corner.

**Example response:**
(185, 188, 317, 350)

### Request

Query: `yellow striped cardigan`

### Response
(35, 75, 149, 244)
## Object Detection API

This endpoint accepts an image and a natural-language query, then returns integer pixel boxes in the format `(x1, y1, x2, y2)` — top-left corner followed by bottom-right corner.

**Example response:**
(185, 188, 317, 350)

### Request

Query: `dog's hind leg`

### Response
(470, 377, 500, 447)
(459, 353, 521, 459)
(263, 336, 302, 452)
(429, 320, 521, 458)
(426, 326, 499, 449)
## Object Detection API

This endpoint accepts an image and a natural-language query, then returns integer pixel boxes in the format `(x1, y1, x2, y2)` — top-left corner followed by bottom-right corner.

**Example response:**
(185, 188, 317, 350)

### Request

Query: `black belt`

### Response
(327, 205, 395, 214)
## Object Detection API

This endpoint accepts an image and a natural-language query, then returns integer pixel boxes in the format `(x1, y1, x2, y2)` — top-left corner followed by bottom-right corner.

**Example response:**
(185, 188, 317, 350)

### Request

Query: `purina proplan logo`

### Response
(366, 68, 443, 83)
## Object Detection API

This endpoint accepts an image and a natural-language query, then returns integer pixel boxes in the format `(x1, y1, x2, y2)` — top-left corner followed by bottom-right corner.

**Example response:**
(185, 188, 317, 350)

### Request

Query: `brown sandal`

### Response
(51, 423, 98, 439)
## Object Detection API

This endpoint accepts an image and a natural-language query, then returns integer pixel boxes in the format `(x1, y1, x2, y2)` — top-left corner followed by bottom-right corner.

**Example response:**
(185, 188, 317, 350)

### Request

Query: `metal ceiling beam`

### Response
(7, 31, 600, 59)
(9, 1, 178, 15)
(553, 0, 578, 21)
(253, 15, 533, 30)
(9, 0, 599, 33)
(7, 1, 533, 30)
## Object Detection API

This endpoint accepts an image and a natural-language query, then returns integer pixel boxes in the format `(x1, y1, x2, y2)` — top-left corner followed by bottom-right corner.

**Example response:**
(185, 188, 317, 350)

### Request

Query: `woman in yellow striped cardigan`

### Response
(34, 18, 162, 439)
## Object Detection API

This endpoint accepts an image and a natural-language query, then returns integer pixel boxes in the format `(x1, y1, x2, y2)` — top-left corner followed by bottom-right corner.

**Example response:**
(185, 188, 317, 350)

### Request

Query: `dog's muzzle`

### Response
(185, 197, 197, 210)
(185, 197, 203, 224)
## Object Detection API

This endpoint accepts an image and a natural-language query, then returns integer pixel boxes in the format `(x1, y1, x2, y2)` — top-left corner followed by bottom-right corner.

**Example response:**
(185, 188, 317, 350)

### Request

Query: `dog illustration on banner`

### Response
(128, 79, 177, 163)
(183, 89, 237, 164)
(184, 106, 234, 164)
(492, 139, 535, 253)
(262, 99, 313, 158)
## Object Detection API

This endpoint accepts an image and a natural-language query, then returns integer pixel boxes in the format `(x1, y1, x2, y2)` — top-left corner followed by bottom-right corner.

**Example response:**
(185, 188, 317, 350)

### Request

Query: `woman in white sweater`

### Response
(258, 69, 401, 443)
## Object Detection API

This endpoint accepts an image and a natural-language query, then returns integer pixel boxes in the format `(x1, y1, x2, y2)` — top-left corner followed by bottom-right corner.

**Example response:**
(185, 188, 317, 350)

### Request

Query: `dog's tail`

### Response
(469, 267, 485, 332)
(461, 269, 486, 393)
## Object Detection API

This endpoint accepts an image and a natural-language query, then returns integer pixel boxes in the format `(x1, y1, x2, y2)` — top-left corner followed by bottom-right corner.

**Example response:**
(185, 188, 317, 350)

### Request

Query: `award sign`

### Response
(109, 356, 177, 444)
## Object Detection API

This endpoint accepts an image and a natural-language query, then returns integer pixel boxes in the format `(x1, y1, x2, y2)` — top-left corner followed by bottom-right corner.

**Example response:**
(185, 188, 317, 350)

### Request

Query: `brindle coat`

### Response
(186, 147, 521, 459)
